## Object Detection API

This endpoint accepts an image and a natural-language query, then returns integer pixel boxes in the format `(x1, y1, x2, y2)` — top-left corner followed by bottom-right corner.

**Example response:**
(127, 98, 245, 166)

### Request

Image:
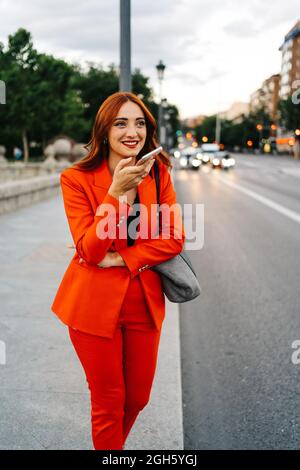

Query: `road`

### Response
(175, 153, 300, 450)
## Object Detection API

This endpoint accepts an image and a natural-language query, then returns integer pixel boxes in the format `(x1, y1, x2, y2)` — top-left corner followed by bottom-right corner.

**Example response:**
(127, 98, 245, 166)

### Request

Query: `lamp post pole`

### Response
(215, 113, 221, 144)
(156, 60, 166, 143)
(119, 0, 131, 91)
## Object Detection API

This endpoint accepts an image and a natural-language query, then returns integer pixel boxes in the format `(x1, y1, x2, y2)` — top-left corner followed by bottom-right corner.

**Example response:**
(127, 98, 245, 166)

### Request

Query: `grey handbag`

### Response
(150, 161, 201, 303)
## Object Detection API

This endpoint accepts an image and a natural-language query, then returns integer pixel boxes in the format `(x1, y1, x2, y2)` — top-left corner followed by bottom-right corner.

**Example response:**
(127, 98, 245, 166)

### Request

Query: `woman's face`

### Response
(107, 101, 147, 158)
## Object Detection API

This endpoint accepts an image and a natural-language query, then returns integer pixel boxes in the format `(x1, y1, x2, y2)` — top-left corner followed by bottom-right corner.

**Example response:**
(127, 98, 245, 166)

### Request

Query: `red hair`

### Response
(72, 91, 171, 171)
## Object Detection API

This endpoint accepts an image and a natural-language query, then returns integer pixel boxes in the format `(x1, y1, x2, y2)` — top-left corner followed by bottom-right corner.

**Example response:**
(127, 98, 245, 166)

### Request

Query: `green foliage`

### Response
(0, 28, 180, 159)
(193, 109, 274, 149)
(278, 97, 300, 131)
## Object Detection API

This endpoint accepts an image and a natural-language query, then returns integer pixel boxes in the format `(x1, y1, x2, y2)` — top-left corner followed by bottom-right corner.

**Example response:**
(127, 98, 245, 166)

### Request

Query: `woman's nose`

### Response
(125, 129, 138, 138)
(124, 124, 140, 137)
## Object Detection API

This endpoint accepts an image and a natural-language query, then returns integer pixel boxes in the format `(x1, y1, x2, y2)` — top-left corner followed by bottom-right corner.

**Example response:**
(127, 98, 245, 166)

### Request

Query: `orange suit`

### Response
(51, 157, 185, 338)
(51, 156, 185, 449)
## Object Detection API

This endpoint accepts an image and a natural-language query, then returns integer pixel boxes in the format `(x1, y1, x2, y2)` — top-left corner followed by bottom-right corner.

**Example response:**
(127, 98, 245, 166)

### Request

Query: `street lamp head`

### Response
(156, 60, 166, 81)
(161, 98, 168, 108)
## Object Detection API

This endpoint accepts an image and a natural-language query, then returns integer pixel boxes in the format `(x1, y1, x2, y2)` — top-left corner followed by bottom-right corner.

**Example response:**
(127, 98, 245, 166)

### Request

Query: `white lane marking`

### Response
(214, 175, 300, 225)
(279, 168, 300, 179)
(238, 161, 258, 168)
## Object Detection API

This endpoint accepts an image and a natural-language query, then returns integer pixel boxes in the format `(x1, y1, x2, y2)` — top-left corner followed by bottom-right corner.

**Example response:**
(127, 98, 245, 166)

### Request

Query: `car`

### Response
(199, 143, 235, 169)
(178, 146, 202, 170)
(199, 143, 220, 164)
(219, 152, 235, 169)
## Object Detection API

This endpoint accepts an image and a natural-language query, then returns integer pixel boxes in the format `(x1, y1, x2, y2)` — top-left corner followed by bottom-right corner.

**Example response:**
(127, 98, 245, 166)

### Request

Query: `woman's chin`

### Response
(120, 147, 141, 157)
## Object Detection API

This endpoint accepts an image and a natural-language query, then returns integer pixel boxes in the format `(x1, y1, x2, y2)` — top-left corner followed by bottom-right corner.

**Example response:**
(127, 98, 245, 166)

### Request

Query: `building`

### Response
(219, 102, 249, 122)
(279, 19, 300, 100)
(182, 115, 206, 128)
(249, 74, 281, 121)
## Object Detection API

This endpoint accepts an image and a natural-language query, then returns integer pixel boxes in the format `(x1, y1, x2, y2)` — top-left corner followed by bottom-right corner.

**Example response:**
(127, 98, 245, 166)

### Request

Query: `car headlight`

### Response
(212, 158, 220, 165)
(192, 159, 201, 167)
(174, 151, 181, 158)
(179, 157, 188, 166)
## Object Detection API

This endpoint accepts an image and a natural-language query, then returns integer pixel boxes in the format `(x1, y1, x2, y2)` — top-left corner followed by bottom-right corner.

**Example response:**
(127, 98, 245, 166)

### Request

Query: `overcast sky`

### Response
(0, 0, 298, 118)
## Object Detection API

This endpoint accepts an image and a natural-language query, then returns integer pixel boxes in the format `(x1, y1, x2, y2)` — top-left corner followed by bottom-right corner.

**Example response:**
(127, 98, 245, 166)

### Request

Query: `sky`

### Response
(0, 0, 299, 119)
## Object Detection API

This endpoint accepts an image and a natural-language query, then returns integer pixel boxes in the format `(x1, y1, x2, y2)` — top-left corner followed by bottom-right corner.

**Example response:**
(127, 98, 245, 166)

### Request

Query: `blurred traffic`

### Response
(170, 142, 236, 171)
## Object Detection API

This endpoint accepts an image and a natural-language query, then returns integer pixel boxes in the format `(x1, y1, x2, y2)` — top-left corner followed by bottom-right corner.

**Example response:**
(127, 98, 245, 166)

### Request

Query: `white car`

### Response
(219, 152, 235, 169)
(200, 143, 235, 169)
(178, 146, 202, 170)
(199, 143, 220, 164)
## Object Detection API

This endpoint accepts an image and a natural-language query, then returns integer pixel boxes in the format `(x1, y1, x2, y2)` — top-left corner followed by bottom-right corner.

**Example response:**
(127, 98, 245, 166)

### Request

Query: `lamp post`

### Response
(294, 129, 300, 160)
(119, 0, 131, 91)
(163, 111, 170, 150)
(256, 124, 263, 153)
(215, 113, 221, 144)
(156, 60, 166, 143)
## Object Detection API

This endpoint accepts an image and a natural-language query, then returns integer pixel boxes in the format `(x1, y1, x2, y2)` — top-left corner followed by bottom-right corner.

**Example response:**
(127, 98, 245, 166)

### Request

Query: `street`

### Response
(176, 153, 300, 449)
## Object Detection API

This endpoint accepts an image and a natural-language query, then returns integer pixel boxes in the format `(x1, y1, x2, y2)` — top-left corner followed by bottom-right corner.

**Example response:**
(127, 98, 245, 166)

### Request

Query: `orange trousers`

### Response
(68, 276, 162, 450)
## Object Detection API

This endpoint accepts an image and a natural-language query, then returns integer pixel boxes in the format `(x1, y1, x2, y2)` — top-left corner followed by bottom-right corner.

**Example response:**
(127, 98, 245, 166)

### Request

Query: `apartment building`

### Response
(279, 19, 300, 99)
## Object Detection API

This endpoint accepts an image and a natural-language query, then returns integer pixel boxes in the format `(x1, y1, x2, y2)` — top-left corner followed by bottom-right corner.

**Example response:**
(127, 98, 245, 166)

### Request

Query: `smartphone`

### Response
(136, 146, 163, 166)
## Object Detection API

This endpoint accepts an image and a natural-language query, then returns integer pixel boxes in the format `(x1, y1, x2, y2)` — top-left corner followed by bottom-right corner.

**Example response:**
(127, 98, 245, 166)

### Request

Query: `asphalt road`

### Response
(175, 153, 300, 450)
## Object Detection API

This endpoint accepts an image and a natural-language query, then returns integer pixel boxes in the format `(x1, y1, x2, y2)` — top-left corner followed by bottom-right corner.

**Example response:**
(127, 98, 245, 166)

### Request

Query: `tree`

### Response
(0, 28, 87, 158)
(0, 28, 40, 161)
(278, 97, 300, 132)
(0, 28, 179, 159)
(29, 54, 87, 149)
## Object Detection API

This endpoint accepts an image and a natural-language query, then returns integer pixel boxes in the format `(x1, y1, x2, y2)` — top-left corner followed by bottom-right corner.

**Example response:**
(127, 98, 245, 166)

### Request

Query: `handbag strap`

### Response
(153, 160, 161, 230)
(153, 160, 160, 203)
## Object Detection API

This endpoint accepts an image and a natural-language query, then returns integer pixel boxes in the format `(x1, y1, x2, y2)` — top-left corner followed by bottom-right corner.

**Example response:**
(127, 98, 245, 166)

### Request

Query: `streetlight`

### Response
(215, 113, 221, 144)
(156, 60, 166, 144)
(294, 129, 300, 160)
(256, 124, 263, 152)
(119, 0, 131, 91)
(163, 111, 171, 150)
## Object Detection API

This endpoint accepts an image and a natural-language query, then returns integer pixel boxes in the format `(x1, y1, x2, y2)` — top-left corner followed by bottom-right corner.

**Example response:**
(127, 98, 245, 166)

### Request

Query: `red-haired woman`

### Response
(51, 92, 185, 450)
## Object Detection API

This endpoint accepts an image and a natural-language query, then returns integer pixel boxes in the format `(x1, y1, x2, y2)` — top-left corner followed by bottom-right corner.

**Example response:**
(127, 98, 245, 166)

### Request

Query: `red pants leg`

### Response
(68, 276, 162, 450)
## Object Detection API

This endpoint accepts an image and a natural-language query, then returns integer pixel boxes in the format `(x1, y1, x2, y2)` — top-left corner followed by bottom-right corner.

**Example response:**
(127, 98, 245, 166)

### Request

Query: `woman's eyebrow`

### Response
(114, 117, 145, 121)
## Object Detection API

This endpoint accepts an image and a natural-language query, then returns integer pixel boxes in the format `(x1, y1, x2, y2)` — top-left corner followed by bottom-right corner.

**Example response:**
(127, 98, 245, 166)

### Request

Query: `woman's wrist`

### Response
(114, 252, 126, 267)
(108, 184, 124, 199)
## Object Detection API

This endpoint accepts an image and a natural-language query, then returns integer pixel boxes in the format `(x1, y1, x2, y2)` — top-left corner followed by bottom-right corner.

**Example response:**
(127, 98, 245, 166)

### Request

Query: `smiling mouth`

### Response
(122, 141, 140, 148)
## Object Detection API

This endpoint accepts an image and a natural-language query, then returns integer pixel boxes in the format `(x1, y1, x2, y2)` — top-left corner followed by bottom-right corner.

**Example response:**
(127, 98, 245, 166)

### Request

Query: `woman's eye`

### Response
(115, 120, 145, 127)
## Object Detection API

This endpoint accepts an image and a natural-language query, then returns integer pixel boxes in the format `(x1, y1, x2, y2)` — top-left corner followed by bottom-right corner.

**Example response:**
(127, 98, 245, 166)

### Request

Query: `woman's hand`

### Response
(97, 252, 126, 268)
(108, 156, 155, 199)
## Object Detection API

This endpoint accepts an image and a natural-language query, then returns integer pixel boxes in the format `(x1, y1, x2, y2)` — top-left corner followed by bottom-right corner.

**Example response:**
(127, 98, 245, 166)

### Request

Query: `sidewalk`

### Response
(0, 191, 183, 450)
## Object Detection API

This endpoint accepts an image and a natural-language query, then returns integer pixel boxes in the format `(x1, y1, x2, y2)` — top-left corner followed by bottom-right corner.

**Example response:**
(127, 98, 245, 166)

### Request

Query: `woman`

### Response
(51, 91, 185, 450)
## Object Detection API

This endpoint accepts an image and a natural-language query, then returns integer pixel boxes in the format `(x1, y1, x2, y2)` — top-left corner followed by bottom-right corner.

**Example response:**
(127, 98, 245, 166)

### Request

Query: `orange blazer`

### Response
(51, 156, 185, 338)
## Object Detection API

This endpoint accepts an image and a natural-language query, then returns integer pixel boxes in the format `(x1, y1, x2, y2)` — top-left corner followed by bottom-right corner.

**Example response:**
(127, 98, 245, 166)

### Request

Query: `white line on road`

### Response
(214, 175, 300, 225)
(238, 161, 258, 168)
(279, 168, 300, 179)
